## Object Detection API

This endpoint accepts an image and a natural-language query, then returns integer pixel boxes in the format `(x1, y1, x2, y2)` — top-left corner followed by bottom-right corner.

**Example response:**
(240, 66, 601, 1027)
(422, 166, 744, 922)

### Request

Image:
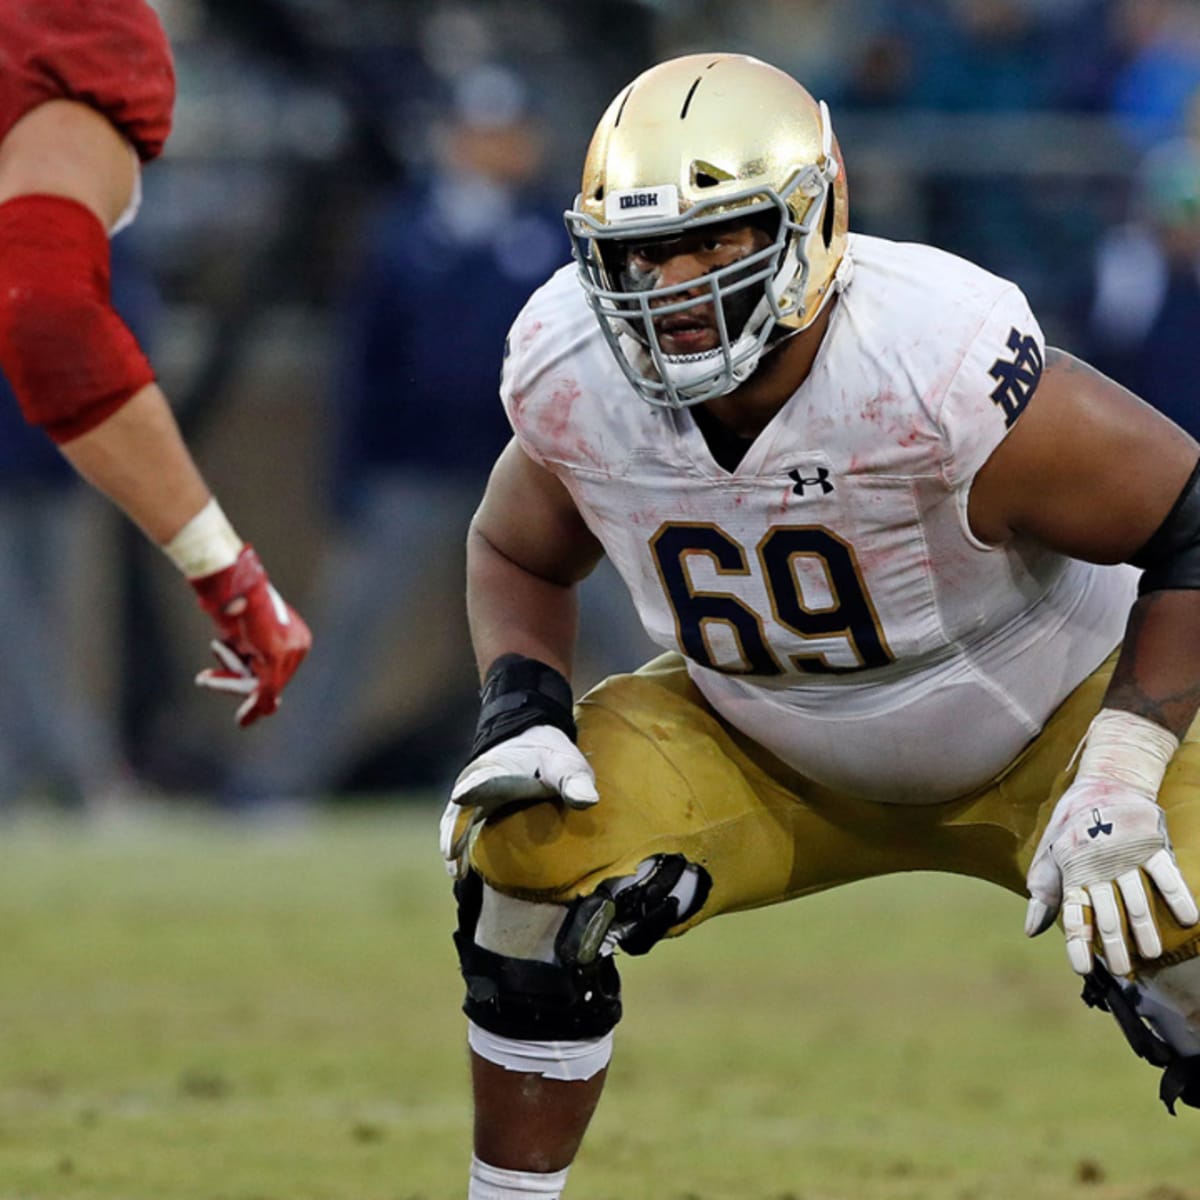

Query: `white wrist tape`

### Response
(161, 498, 244, 579)
(1076, 707, 1179, 798)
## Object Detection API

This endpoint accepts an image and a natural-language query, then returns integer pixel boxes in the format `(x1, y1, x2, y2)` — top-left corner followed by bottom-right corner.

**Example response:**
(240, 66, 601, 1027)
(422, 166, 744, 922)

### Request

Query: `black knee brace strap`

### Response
(1082, 961, 1200, 1115)
(1130, 458, 1200, 594)
(453, 873, 622, 1042)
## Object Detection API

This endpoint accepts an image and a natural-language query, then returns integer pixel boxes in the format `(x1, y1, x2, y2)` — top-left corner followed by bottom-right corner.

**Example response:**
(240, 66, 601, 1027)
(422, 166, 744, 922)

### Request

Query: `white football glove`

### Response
(439, 724, 599, 876)
(1025, 709, 1198, 977)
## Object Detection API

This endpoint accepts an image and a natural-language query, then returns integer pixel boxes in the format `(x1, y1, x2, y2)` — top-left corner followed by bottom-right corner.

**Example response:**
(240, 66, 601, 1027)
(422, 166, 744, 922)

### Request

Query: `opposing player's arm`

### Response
(0, 99, 209, 539)
(468, 438, 604, 683)
(0, 99, 310, 725)
(0, 98, 136, 225)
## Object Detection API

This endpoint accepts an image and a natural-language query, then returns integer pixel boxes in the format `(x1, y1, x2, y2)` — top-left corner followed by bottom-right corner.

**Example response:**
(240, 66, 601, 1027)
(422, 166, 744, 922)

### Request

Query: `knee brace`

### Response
(1082, 961, 1200, 1114)
(454, 872, 622, 1042)
(0, 196, 155, 443)
(454, 854, 711, 1043)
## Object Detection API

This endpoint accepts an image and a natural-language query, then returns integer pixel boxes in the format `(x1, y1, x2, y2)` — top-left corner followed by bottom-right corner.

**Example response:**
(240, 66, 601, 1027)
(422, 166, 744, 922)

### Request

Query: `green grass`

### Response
(0, 802, 1194, 1200)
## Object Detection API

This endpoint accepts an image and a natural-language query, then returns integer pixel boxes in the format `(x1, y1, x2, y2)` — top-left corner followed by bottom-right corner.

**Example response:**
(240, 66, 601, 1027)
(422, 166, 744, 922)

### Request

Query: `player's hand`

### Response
(1025, 775, 1198, 976)
(439, 724, 598, 875)
(190, 545, 312, 727)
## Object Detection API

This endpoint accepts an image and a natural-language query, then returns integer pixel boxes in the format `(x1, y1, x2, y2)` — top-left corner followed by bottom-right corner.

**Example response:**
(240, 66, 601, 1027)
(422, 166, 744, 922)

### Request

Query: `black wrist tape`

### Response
(469, 653, 576, 760)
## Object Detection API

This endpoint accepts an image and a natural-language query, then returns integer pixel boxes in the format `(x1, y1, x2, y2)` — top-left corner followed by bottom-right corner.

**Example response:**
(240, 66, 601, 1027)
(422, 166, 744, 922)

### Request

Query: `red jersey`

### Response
(0, 0, 175, 161)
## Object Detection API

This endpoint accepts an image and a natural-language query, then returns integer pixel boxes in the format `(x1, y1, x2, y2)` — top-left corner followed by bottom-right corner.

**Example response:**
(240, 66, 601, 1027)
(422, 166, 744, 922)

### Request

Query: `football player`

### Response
(442, 53, 1200, 1197)
(0, 0, 310, 727)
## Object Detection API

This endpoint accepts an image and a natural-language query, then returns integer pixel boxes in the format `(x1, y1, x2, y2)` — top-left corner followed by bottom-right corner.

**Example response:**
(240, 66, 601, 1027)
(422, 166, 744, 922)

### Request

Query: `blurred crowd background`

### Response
(3, 0, 1200, 813)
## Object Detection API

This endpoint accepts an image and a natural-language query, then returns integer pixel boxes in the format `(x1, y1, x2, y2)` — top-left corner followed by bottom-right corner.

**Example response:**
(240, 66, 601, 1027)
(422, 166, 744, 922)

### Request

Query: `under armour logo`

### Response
(988, 327, 1043, 428)
(1087, 808, 1113, 839)
(789, 467, 833, 496)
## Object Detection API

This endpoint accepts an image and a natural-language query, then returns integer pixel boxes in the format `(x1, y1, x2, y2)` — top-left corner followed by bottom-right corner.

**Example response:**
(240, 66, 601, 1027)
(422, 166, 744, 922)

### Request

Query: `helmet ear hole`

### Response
(821, 182, 835, 248)
(746, 208, 782, 240)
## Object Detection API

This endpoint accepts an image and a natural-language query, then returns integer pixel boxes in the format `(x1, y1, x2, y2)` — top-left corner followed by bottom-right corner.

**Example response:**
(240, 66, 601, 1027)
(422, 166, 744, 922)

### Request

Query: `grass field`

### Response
(0, 801, 1196, 1200)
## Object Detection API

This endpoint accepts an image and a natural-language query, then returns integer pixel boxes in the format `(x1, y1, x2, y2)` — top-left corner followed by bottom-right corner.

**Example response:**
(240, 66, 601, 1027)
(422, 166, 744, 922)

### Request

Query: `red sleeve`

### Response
(0, 195, 157, 442)
(0, 0, 176, 162)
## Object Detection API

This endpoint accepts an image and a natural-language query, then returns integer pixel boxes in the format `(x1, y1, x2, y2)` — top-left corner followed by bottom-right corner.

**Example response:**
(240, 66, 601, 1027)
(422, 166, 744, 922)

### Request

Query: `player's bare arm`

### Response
(969, 348, 1200, 737)
(443, 440, 605, 872)
(967, 348, 1197, 563)
(0, 99, 135, 227)
(970, 350, 1200, 974)
(468, 438, 604, 683)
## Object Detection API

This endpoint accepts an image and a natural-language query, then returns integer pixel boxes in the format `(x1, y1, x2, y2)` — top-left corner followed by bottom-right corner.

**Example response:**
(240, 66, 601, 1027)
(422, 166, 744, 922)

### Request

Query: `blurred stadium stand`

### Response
(10, 0, 1197, 804)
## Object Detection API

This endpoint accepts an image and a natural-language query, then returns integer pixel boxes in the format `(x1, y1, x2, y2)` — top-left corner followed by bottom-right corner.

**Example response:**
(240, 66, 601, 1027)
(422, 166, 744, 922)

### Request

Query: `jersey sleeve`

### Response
(936, 283, 1045, 490)
(0, 0, 176, 162)
(499, 302, 551, 468)
(500, 269, 592, 470)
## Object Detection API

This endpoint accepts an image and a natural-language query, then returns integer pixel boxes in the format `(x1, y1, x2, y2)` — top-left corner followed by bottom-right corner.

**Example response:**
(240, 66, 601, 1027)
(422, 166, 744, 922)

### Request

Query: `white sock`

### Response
(468, 1155, 571, 1198)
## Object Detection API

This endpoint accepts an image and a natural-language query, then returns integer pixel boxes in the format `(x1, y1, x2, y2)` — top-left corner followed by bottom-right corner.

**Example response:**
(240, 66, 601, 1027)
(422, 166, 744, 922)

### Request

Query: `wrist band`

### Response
(469, 654, 576, 760)
(1076, 707, 1179, 798)
(162, 498, 244, 579)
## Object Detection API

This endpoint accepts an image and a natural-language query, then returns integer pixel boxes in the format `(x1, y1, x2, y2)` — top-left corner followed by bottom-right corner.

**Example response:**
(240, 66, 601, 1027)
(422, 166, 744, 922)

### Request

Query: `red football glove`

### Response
(190, 545, 311, 727)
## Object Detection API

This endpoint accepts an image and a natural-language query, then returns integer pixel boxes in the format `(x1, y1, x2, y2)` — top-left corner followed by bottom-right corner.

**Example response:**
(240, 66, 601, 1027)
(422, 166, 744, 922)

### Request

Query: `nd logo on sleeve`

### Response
(988, 327, 1043, 428)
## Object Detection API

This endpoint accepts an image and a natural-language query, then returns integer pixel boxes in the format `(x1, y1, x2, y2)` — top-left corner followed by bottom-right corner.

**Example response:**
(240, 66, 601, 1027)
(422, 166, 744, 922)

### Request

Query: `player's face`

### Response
(614, 221, 773, 357)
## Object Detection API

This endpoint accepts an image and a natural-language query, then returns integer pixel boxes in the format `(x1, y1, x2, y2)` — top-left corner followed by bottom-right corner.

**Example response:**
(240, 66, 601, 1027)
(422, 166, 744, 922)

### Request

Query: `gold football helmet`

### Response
(565, 53, 849, 409)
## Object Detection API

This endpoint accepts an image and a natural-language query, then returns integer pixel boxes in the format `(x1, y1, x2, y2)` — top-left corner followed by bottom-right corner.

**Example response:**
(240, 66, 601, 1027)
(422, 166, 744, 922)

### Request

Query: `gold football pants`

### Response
(471, 651, 1200, 969)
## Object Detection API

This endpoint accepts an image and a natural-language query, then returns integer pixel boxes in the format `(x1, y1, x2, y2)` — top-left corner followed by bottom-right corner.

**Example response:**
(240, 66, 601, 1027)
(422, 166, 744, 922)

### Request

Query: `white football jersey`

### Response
(501, 233, 1138, 803)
